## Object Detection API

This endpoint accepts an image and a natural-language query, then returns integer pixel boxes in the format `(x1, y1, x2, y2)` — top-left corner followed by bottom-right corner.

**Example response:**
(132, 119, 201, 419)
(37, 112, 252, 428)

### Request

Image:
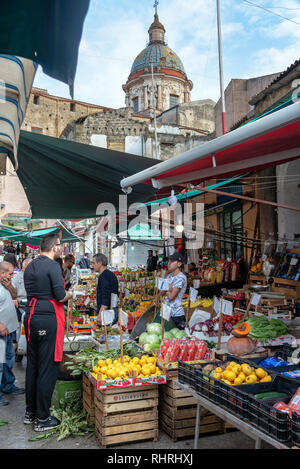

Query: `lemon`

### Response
(109, 369, 118, 379)
(105, 358, 113, 366)
(142, 365, 151, 376)
(255, 368, 267, 379)
(149, 364, 156, 374)
(131, 357, 140, 365)
(215, 367, 223, 374)
(98, 359, 105, 367)
(100, 366, 108, 374)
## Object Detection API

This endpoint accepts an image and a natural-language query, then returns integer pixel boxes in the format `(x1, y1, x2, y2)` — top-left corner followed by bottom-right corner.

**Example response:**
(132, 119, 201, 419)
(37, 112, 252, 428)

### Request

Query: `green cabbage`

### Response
(169, 328, 180, 337)
(146, 323, 162, 335)
(139, 332, 149, 344)
(146, 333, 160, 345)
(163, 332, 173, 340)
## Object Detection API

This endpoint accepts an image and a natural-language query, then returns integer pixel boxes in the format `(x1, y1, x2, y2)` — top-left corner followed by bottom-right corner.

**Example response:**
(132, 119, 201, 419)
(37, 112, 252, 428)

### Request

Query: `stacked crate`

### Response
(94, 385, 159, 448)
(82, 373, 95, 422)
(159, 370, 225, 442)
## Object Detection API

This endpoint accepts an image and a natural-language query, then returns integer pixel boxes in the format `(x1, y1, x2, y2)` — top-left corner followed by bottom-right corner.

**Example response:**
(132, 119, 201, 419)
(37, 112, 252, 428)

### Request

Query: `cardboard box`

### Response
(51, 379, 82, 409)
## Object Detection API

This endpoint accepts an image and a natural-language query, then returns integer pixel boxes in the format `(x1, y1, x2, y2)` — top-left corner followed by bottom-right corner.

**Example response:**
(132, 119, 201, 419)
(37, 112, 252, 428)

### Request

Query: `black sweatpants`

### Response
(24, 313, 59, 420)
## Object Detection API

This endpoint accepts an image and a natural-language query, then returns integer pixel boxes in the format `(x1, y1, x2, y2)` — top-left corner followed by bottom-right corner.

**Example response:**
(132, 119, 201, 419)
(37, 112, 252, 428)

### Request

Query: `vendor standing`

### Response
(23, 233, 73, 431)
(161, 252, 187, 329)
(91, 254, 119, 326)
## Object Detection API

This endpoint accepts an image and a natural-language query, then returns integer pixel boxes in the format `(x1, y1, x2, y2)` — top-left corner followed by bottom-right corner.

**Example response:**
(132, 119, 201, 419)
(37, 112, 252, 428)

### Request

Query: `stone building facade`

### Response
(0, 88, 112, 221)
(122, 13, 193, 115)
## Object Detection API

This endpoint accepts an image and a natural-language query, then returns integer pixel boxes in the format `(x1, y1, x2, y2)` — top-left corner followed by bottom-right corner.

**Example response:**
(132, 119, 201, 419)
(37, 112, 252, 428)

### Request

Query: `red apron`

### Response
(27, 298, 65, 362)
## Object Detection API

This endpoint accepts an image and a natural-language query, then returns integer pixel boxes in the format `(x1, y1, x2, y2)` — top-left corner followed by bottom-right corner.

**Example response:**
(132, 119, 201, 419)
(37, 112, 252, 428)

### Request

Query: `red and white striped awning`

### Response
(120, 100, 300, 192)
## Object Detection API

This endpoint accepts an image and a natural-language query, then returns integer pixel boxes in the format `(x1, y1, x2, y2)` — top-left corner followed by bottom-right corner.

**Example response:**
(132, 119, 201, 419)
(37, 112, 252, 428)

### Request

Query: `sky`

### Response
(33, 0, 300, 108)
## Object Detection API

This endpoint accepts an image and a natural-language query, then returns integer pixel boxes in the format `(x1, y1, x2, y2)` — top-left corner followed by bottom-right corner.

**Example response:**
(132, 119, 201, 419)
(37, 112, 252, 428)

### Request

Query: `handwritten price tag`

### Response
(189, 287, 198, 304)
(158, 278, 171, 291)
(161, 303, 172, 321)
(221, 299, 233, 316)
(251, 293, 261, 306)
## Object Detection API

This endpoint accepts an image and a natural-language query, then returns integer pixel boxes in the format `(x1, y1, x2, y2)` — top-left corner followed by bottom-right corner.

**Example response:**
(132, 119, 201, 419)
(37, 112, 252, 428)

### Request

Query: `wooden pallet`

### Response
(94, 385, 158, 448)
(82, 374, 95, 422)
(272, 278, 300, 300)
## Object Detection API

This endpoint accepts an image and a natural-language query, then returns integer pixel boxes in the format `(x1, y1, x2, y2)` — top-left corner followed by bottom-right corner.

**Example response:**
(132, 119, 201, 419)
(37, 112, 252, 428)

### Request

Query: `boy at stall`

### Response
(161, 252, 187, 330)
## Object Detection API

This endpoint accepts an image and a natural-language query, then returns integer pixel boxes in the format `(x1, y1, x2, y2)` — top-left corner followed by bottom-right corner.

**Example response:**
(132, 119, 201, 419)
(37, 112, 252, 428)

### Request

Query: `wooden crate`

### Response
(272, 278, 300, 300)
(94, 385, 158, 448)
(159, 374, 224, 442)
(82, 374, 95, 422)
(249, 274, 267, 286)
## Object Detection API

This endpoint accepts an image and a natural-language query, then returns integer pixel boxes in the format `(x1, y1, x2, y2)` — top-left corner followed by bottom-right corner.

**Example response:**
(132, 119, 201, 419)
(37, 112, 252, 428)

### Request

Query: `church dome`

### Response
(130, 43, 186, 79)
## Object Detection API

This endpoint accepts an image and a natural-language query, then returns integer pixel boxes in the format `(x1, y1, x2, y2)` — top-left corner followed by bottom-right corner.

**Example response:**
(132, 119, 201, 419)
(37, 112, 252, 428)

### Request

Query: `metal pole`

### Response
(151, 63, 159, 159)
(217, 0, 226, 134)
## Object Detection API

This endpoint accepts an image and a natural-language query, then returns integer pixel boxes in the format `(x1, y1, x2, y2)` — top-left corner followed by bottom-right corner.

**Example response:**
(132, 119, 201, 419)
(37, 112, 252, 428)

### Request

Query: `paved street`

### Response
(0, 357, 274, 450)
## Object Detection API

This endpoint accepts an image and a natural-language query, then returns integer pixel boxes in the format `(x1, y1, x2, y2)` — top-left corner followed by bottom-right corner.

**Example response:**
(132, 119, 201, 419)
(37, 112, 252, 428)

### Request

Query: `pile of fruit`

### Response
(139, 324, 187, 352)
(91, 354, 161, 380)
(158, 337, 212, 362)
(202, 360, 272, 385)
(182, 297, 213, 309)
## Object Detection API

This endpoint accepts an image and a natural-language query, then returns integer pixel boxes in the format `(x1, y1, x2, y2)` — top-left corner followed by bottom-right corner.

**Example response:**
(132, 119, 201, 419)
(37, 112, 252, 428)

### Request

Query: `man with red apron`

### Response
(23, 233, 73, 432)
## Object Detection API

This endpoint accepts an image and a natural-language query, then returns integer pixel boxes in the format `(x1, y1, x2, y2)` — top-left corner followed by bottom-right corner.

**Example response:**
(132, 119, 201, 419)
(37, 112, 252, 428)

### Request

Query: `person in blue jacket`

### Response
(91, 254, 119, 326)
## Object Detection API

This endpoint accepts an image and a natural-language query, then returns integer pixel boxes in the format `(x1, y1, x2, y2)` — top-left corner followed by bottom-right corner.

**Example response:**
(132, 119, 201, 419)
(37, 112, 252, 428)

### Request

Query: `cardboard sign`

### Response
(158, 278, 171, 291)
(189, 287, 198, 304)
(251, 293, 261, 306)
(101, 310, 115, 326)
(161, 303, 172, 321)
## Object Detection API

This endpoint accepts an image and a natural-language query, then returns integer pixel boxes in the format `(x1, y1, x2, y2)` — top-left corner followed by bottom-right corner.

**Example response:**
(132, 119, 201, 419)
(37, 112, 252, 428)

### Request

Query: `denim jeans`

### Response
(0, 333, 16, 398)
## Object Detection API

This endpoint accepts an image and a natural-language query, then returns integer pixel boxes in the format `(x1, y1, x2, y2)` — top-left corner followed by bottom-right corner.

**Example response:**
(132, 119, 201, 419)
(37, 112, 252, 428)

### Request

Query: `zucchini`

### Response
(254, 392, 288, 400)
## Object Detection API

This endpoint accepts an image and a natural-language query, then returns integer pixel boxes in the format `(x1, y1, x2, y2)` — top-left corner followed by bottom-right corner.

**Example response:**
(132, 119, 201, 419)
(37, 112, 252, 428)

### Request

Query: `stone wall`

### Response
(214, 73, 280, 136)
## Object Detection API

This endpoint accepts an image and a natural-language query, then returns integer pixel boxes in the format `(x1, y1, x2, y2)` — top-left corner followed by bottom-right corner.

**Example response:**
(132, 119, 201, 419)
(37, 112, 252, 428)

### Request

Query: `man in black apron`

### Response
(23, 234, 73, 431)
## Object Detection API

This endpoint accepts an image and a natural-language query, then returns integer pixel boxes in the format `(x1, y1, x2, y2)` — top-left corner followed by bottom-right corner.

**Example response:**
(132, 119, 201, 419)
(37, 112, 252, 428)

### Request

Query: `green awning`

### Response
(16, 130, 157, 220)
(0, 0, 90, 97)
(0, 226, 79, 246)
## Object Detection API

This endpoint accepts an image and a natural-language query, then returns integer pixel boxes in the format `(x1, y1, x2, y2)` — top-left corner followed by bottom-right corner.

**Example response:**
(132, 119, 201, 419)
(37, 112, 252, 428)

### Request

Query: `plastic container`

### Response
(245, 356, 300, 383)
(246, 375, 300, 442)
(291, 411, 300, 447)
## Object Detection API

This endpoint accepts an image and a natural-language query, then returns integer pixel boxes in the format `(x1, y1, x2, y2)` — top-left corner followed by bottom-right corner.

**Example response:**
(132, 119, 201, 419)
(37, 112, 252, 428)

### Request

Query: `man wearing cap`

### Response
(161, 252, 187, 329)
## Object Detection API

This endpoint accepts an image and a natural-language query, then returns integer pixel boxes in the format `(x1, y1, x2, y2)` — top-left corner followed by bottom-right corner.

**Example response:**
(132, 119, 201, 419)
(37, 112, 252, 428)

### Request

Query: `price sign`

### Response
(189, 287, 198, 304)
(125, 288, 130, 299)
(290, 257, 298, 266)
(84, 296, 90, 306)
(221, 299, 233, 316)
(158, 278, 171, 291)
(120, 310, 128, 328)
(213, 297, 220, 315)
(161, 303, 172, 321)
(251, 293, 261, 306)
(193, 279, 200, 289)
(111, 293, 118, 308)
(119, 281, 125, 293)
(101, 310, 115, 326)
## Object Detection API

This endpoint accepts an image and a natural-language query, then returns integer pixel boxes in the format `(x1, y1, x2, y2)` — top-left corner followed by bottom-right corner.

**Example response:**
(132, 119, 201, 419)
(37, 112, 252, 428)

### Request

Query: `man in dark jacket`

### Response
(91, 254, 119, 326)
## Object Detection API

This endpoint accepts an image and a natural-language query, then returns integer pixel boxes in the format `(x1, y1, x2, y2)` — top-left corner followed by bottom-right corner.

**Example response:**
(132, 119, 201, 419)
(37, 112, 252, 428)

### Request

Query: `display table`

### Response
(175, 381, 291, 450)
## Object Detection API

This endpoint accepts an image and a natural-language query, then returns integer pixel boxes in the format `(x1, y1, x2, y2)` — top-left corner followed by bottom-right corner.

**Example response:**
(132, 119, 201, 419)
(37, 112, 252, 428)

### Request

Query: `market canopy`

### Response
(120, 100, 300, 192)
(15, 130, 158, 219)
(0, 226, 79, 246)
(0, 0, 90, 98)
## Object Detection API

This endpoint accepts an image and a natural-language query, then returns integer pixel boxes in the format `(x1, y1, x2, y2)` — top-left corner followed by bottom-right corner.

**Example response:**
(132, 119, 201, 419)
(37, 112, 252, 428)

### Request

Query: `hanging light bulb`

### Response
(168, 188, 177, 206)
(175, 223, 184, 233)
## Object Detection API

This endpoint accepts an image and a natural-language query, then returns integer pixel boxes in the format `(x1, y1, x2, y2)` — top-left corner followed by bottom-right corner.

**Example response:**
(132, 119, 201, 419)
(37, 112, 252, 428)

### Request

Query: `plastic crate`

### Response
(245, 356, 300, 383)
(291, 411, 300, 447)
(177, 361, 202, 391)
(246, 375, 299, 442)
